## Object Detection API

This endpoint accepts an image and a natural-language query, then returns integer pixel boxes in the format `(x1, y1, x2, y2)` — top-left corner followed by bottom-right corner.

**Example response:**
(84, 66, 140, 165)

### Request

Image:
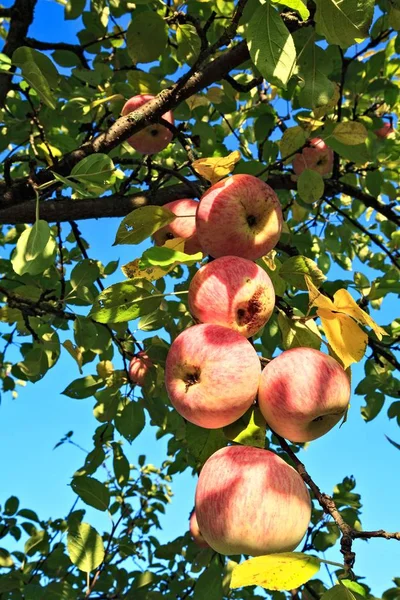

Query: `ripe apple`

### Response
(195, 445, 311, 556)
(153, 199, 202, 255)
(121, 94, 174, 154)
(128, 351, 153, 387)
(188, 255, 275, 338)
(374, 122, 395, 139)
(196, 174, 283, 260)
(258, 347, 351, 443)
(189, 510, 210, 548)
(165, 324, 261, 429)
(293, 138, 334, 176)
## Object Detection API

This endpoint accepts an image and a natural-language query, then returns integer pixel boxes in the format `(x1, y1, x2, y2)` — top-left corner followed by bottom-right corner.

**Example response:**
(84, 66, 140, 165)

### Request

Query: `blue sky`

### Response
(0, 0, 399, 594)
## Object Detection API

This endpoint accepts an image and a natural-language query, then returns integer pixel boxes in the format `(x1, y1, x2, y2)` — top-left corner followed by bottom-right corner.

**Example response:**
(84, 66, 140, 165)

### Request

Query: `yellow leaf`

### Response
(230, 552, 320, 591)
(121, 238, 187, 281)
(333, 121, 368, 145)
(305, 276, 335, 310)
(332, 289, 387, 340)
(206, 87, 224, 104)
(192, 151, 241, 184)
(90, 94, 124, 109)
(261, 250, 277, 271)
(186, 94, 209, 110)
(318, 309, 367, 369)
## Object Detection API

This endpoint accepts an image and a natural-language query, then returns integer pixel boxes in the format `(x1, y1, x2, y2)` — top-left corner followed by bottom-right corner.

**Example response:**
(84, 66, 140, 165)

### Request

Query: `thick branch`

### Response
(0, 0, 37, 105)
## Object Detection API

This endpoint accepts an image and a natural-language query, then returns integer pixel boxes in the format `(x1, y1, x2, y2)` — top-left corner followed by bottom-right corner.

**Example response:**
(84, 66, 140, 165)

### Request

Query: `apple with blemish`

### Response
(374, 122, 395, 139)
(165, 324, 260, 429)
(258, 347, 351, 443)
(188, 256, 275, 338)
(196, 174, 283, 260)
(189, 510, 210, 548)
(153, 199, 202, 255)
(128, 352, 153, 387)
(293, 138, 334, 176)
(195, 445, 311, 556)
(121, 94, 174, 155)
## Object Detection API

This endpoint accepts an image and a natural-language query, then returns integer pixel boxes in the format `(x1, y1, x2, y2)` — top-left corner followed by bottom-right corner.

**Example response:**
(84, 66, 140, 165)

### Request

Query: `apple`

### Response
(195, 445, 311, 556)
(258, 347, 351, 443)
(153, 199, 202, 255)
(196, 174, 283, 260)
(189, 510, 210, 548)
(293, 138, 334, 176)
(188, 256, 275, 338)
(128, 351, 153, 387)
(121, 94, 174, 154)
(165, 323, 261, 429)
(374, 122, 395, 139)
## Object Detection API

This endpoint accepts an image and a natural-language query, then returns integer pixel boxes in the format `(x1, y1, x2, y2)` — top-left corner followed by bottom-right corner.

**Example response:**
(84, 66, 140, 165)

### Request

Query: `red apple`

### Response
(189, 510, 210, 548)
(128, 352, 153, 387)
(153, 199, 202, 255)
(195, 445, 311, 556)
(374, 122, 395, 139)
(121, 94, 174, 154)
(165, 324, 260, 429)
(188, 256, 275, 338)
(196, 174, 283, 260)
(293, 137, 334, 176)
(258, 347, 351, 443)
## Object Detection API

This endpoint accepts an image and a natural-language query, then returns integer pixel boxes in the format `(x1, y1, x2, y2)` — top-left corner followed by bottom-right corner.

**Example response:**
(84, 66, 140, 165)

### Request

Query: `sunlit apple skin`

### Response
(128, 352, 153, 387)
(196, 174, 283, 260)
(121, 94, 174, 154)
(153, 199, 202, 255)
(374, 122, 395, 139)
(189, 510, 210, 548)
(188, 256, 275, 338)
(258, 347, 351, 443)
(165, 324, 261, 429)
(293, 138, 334, 176)
(195, 445, 311, 556)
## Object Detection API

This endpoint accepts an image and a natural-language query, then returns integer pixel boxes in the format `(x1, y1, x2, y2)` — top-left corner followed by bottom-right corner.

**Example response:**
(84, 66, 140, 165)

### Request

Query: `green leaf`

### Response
(115, 400, 146, 443)
(89, 280, 162, 324)
(4, 496, 19, 516)
(185, 424, 226, 465)
(24, 530, 48, 555)
(65, 0, 85, 19)
(280, 256, 326, 290)
(279, 126, 307, 162)
(127, 12, 168, 63)
(0, 549, 14, 567)
(333, 122, 368, 145)
(71, 476, 110, 511)
(230, 552, 321, 591)
(139, 246, 202, 268)
(314, 0, 375, 48)
(11, 221, 56, 276)
(278, 313, 322, 350)
(341, 580, 368, 597)
(223, 406, 266, 448)
(297, 169, 325, 204)
(176, 24, 201, 66)
(114, 206, 175, 246)
(70, 154, 116, 193)
(271, 0, 309, 20)
(193, 558, 224, 600)
(13, 47, 59, 109)
(321, 584, 357, 600)
(67, 522, 105, 572)
(112, 443, 130, 487)
(295, 29, 335, 109)
(62, 375, 104, 399)
(386, 435, 400, 451)
(246, 1, 297, 87)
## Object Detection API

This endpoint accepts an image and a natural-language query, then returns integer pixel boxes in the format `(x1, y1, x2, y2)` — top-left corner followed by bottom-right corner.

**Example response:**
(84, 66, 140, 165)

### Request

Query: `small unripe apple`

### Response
(196, 174, 283, 260)
(189, 510, 210, 548)
(195, 445, 311, 556)
(293, 138, 334, 176)
(128, 352, 153, 387)
(121, 94, 174, 154)
(153, 199, 202, 255)
(165, 324, 261, 429)
(188, 256, 275, 338)
(258, 347, 351, 443)
(374, 122, 395, 139)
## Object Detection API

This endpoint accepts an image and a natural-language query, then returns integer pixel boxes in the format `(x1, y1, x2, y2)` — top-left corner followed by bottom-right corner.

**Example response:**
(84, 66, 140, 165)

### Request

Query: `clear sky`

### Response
(0, 0, 399, 595)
